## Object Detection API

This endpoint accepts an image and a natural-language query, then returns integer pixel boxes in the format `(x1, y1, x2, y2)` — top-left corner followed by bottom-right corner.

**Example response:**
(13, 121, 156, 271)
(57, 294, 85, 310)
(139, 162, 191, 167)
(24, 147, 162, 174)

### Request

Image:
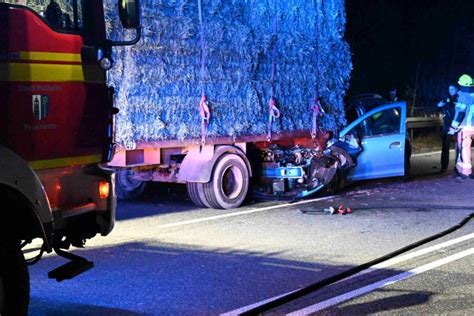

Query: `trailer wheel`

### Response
(187, 182, 211, 208)
(204, 154, 249, 209)
(115, 169, 147, 200)
(0, 240, 29, 316)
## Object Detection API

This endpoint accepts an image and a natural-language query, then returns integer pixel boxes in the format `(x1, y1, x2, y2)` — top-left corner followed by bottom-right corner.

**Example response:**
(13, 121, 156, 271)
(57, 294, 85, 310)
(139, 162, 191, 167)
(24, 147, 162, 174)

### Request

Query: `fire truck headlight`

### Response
(99, 57, 113, 70)
(99, 181, 110, 199)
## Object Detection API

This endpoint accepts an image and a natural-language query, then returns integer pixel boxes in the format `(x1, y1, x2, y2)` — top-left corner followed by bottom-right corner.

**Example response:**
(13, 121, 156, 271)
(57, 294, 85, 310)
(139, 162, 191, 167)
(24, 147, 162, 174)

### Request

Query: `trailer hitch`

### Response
(48, 247, 94, 282)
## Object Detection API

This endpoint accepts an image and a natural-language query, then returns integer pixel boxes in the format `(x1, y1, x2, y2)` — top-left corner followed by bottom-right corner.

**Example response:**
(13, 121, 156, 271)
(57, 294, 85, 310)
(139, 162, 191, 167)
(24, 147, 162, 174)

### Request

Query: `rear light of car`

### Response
(99, 181, 110, 199)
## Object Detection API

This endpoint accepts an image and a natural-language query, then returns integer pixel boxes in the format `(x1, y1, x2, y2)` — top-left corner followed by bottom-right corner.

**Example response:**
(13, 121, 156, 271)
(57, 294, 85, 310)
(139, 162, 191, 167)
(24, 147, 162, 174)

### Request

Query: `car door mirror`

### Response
(118, 0, 140, 29)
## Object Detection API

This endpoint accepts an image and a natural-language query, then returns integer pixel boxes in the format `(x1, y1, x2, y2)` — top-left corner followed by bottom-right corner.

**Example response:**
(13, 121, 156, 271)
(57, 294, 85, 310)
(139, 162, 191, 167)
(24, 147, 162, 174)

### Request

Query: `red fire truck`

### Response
(0, 1, 140, 314)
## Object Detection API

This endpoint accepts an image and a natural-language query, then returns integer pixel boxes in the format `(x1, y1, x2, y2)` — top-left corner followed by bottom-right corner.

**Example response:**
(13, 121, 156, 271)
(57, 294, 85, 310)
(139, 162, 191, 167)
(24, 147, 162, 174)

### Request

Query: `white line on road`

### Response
(52, 195, 338, 252)
(288, 247, 474, 315)
(158, 195, 336, 229)
(261, 262, 323, 272)
(412, 149, 449, 157)
(355, 232, 474, 276)
(412, 148, 474, 157)
(220, 289, 299, 316)
(221, 232, 474, 315)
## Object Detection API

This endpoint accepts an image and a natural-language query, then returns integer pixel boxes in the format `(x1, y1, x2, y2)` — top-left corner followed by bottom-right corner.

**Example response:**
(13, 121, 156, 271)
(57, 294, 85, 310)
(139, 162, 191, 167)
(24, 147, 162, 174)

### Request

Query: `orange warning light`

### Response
(99, 181, 110, 199)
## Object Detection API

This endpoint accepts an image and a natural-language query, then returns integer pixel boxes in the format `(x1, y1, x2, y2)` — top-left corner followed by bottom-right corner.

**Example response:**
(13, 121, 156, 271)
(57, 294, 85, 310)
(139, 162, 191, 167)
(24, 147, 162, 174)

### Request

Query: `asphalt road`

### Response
(27, 149, 474, 315)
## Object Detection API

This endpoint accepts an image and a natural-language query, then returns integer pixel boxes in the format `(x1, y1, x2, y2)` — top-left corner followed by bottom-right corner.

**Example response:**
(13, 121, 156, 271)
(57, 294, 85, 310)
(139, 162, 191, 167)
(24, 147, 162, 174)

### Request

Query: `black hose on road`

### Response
(241, 211, 474, 315)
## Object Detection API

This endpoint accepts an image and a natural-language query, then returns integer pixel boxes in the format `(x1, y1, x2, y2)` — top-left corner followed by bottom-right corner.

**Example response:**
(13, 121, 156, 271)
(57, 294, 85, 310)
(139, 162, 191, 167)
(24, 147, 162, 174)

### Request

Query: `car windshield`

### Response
(1, 0, 82, 31)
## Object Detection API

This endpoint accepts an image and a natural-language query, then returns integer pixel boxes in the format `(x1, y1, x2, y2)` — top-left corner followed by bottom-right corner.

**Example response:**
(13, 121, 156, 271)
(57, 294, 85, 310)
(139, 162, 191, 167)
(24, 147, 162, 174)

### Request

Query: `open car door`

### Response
(340, 102, 407, 181)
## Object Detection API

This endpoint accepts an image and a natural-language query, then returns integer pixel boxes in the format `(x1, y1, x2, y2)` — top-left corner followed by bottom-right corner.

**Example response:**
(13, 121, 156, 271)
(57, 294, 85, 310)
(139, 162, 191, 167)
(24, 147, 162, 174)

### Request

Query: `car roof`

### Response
(346, 93, 389, 113)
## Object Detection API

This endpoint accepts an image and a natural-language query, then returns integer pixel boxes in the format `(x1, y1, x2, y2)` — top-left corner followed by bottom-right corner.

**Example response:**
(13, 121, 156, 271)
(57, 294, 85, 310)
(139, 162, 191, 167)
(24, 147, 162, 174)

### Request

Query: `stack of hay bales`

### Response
(105, 0, 351, 148)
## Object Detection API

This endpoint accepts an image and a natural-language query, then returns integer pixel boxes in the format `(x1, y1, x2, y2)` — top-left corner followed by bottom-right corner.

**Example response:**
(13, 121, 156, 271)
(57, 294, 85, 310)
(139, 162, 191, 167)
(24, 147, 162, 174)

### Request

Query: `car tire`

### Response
(203, 154, 249, 209)
(0, 240, 29, 316)
(187, 182, 211, 208)
(325, 169, 341, 195)
(404, 139, 412, 180)
(115, 169, 147, 200)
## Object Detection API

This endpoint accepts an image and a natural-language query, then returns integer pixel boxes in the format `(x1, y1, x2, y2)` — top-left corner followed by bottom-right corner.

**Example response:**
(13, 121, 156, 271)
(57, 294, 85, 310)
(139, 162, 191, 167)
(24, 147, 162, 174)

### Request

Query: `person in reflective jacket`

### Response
(449, 74, 474, 179)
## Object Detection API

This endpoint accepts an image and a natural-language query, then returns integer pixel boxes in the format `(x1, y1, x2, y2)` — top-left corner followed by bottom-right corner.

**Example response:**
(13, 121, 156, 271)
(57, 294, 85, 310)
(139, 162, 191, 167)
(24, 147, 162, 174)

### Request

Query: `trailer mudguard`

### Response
(0, 145, 52, 248)
(178, 144, 252, 183)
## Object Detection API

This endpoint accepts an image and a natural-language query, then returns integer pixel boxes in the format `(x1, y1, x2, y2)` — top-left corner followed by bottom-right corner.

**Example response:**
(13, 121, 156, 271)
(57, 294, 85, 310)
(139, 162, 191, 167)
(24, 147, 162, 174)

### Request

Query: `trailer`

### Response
(106, 0, 353, 209)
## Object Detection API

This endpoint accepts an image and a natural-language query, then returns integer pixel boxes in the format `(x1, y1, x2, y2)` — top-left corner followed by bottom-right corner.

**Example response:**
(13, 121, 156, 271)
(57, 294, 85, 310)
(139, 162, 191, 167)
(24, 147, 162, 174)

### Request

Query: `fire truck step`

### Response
(48, 260, 94, 282)
(48, 247, 94, 282)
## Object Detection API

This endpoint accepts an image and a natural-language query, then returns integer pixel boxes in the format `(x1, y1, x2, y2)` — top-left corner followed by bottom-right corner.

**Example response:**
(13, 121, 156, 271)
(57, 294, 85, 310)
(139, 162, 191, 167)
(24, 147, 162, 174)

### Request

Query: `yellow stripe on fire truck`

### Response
(29, 154, 103, 170)
(0, 63, 104, 83)
(19, 51, 82, 63)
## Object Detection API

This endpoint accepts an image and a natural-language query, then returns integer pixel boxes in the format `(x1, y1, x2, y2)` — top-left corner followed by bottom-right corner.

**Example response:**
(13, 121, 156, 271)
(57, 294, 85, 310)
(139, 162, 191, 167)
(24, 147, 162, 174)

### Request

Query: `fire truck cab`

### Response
(0, 1, 140, 314)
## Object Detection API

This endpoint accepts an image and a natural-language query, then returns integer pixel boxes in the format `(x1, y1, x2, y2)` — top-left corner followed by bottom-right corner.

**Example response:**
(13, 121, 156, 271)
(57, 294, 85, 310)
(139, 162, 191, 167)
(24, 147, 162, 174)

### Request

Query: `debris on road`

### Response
(300, 204, 353, 215)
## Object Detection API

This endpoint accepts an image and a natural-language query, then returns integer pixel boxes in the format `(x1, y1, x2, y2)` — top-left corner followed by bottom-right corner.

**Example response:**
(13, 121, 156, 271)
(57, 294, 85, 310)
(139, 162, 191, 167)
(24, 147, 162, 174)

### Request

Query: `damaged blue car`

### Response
(256, 98, 411, 200)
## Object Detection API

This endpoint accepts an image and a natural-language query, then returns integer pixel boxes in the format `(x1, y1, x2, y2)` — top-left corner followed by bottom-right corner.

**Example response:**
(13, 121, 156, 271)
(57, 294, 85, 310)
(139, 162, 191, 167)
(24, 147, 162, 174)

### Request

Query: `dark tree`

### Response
(346, 0, 474, 112)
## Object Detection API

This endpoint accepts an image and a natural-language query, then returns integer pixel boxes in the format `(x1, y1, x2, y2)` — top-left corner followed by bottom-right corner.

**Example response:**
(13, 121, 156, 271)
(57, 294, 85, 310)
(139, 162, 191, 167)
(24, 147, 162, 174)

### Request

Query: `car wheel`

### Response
(0, 240, 29, 316)
(203, 154, 250, 209)
(404, 139, 412, 180)
(325, 169, 341, 195)
(115, 169, 147, 200)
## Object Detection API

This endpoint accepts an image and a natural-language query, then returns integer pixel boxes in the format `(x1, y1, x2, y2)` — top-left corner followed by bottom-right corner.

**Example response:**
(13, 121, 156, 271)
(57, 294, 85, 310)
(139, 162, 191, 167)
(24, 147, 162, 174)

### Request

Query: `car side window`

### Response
(349, 107, 401, 138)
(348, 119, 369, 138)
(367, 107, 401, 136)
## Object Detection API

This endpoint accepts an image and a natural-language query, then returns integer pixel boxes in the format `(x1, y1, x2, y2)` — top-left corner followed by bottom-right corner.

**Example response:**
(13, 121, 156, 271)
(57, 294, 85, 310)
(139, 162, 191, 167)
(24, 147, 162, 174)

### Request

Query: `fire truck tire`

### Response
(187, 182, 211, 208)
(115, 169, 147, 200)
(0, 240, 29, 316)
(203, 154, 249, 209)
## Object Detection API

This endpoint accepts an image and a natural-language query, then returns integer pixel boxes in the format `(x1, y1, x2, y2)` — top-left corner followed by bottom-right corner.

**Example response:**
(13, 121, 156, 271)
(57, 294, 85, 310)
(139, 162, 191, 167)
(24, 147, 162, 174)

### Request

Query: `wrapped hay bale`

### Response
(105, 0, 351, 148)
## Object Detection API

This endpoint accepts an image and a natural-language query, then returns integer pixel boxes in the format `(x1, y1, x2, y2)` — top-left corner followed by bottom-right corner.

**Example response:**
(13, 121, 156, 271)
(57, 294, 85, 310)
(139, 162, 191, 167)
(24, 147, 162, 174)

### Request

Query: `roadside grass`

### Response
(411, 130, 447, 154)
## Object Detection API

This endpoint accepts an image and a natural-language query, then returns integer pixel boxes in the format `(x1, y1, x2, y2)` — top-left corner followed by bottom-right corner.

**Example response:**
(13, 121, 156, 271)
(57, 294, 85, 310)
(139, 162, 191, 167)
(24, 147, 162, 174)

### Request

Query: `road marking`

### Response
(412, 149, 449, 157)
(411, 148, 474, 157)
(261, 262, 323, 272)
(157, 195, 336, 229)
(288, 247, 474, 315)
(128, 248, 181, 255)
(355, 232, 474, 276)
(40, 195, 338, 253)
(221, 232, 474, 315)
(220, 290, 299, 316)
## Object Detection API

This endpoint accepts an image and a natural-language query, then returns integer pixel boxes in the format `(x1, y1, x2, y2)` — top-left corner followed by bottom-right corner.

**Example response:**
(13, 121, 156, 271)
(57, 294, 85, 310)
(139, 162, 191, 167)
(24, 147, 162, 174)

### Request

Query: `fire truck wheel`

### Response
(187, 182, 212, 208)
(204, 154, 249, 209)
(115, 169, 147, 200)
(0, 240, 29, 316)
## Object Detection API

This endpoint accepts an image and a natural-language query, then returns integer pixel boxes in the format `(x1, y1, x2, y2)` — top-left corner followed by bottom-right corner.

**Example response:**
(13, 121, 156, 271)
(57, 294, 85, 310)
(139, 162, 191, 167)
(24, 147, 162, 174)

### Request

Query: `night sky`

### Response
(345, 0, 474, 107)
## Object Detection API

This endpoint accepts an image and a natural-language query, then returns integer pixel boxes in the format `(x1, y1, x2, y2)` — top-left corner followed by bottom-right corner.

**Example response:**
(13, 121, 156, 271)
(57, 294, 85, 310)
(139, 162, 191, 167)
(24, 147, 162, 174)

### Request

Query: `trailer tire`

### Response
(0, 240, 29, 316)
(187, 182, 211, 208)
(204, 154, 249, 209)
(115, 169, 147, 200)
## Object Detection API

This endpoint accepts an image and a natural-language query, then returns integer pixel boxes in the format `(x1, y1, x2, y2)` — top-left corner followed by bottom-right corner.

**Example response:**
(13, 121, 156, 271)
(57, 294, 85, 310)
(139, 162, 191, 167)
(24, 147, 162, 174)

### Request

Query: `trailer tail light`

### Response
(99, 181, 110, 199)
